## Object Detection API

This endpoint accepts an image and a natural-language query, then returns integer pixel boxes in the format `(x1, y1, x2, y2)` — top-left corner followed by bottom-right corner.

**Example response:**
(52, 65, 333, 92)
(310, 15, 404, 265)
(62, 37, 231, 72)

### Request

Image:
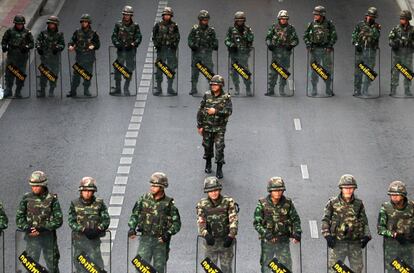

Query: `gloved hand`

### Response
(213, 44, 218, 51)
(286, 45, 294, 51)
(160, 232, 171, 243)
(267, 44, 275, 51)
(37, 48, 44, 55)
(36, 227, 49, 233)
(128, 228, 136, 238)
(20, 46, 29, 54)
(84, 228, 100, 240)
(292, 233, 301, 242)
(392, 45, 399, 51)
(264, 231, 274, 241)
(395, 233, 408, 244)
(205, 233, 215, 246)
(355, 45, 363, 52)
(223, 236, 234, 248)
(2, 46, 8, 52)
(52, 47, 59, 55)
(360, 236, 371, 248)
(325, 235, 336, 248)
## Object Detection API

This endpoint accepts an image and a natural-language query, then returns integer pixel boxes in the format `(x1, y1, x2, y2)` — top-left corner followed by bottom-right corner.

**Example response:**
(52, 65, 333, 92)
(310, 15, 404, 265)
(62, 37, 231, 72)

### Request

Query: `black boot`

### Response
(124, 80, 131, 96)
(111, 80, 121, 95)
(205, 158, 212, 174)
(216, 163, 223, 179)
(154, 81, 162, 96)
(48, 86, 55, 97)
(190, 82, 197, 95)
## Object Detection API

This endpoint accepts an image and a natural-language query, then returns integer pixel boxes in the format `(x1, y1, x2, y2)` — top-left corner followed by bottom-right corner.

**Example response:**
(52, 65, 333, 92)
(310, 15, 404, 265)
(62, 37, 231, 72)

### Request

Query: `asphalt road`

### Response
(0, 0, 412, 272)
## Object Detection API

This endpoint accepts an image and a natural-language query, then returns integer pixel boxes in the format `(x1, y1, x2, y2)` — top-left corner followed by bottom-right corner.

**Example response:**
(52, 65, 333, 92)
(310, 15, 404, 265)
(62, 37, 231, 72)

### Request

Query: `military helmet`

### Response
(366, 7, 378, 18)
(204, 176, 222, 193)
(210, 74, 225, 86)
(79, 177, 97, 191)
(198, 10, 210, 20)
(13, 14, 26, 24)
(80, 14, 92, 23)
(122, 5, 134, 15)
(47, 16, 60, 26)
(387, 180, 407, 197)
(277, 10, 289, 20)
(150, 172, 168, 188)
(267, 177, 286, 192)
(338, 174, 358, 189)
(313, 6, 326, 16)
(234, 11, 246, 21)
(29, 171, 48, 186)
(162, 7, 174, 17)
(400, 10, 412, 20)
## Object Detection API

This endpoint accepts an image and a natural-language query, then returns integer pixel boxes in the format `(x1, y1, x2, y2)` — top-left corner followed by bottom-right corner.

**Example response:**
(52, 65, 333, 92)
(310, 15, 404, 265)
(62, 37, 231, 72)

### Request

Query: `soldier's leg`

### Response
(218, 243, 234, 273)
(230, 54, 240, 94)
(82, 61, 94, 96)
(279, 51, 291, 95)
(204, 241, 220, 266)
(191, 54, 200, 94)
(154, 50, 165, 94)
(15, 56, 28, 98)
(328, 242, 347, 273)
(214, 131, 225, 178)
(38, 58, 48, 97)
(403, 54, 413, 95)
(4, 58, 15, 96)
(89, 239, 104, 270)
(25, 236, 42, 262)
(112, 51, 123, 94)
(202, 131, 214, 161)
(309, 50, 319, 95)
(42, 234, 60, 273)
(137, 235, 154, 266)
(124, 51, 136, 95)
(260, 240, 276, 273)
(70, 60, 81, 96)
(276, 240, 292, 271)
(48, 60, 59, 97)
(166, 49, 177, 94)
(267, 51, 280, 95)
(348, 241, 363, 273)
(152, 239, 167, 273)
(322, 50, 333, 95)
(361, 49, 377, 95)
(354, 52, 363, 95)
(390, 53, 401, 95)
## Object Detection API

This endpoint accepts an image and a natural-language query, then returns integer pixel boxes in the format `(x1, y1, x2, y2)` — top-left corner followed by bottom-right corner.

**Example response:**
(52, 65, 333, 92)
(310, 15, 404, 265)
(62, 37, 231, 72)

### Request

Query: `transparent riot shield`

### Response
(108, 46, 138, 97)
(383, 238, 414, 273)
(127, 234, 167, 273)
(2, 51, 32, 99)
(190, 50, 218, 97)
(227, 47, 255, 97)
(266, 48, 294, 97)
(196, 235, 237, 273)
(71, 230, 111, 273)
(306, 48, 334, 98)
(353, 48, 380, 99)
(390, 49, 414, 98)
(266, 240, 302, 273)
(152, 47, 179, 96)
(67, 50, 98, 98)
(0, 231, 4, 273)
(326, 243, 367, 273)
(15, 229, 58, 273)
(34, 51, 63, 99)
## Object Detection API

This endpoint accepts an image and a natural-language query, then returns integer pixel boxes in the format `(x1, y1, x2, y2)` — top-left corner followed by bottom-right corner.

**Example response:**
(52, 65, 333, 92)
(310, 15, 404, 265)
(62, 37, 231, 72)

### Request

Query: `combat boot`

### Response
(390, 85, 397, 96)
(37, 89, 46, 98)
(266, 84, 275, 96)
(15, 86, 23, 98)
(246, 82, 252, 96)
(84, 87, 92, 97)
(3, 86, 12, 98)
(189, 82, 198, 95)
(205, 158, 212, 174)
(361, 84, 369, 96)
(234, 83, 240, 95)
(124, 80, 131, 96)
(326, 82, 334, 96)
(311, 83, 317, 96)
(48, 87, 55, 97)
(279, 84, 286, 96)
(167, 80, 176, 95)
(405, 86, 412, 96)
(110, 80, 122, 95)
(154, 81, 162, 96)
(216, 163, 223, 179)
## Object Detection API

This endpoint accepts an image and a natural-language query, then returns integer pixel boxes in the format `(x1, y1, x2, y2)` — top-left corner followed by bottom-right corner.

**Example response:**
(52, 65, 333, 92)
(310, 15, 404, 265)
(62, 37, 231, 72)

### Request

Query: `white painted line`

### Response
(108, 206, 122, 216)
(102, 256, 110, 267)
(145, 58, 153, 63)
(117, 166, 131, 174)
(130, 116, 142, 123)
(294, 118, 302, 131)
(135, 101, 146, 108)
(133, 108, 144, 116)
(101, 242, 112, 253)
(141, 74, 152, 80)
(147, 48, 154, 53)
(124, 138, 137, 147)
(102, 231, 115, 241)
(112, 185, 126, 194)
(114, 176, 128, 185)
(140, 80, 151, 87)
(301, 164, 309, 179)
(144, 63, 153, 67)
(309, 220, 319, 239)
(122, 148, 135, 155)
(109, 218, 120, 229)
(138, 87, 149, 93)
(119, 157, 133, 165)
(110, 196, 124, 205)
(136, 94, 147, 101)
(142, 68, 153, 74)
(146, 53, 153, 58)
(128, 123, 141, 130)
(0, 100, 11, 120)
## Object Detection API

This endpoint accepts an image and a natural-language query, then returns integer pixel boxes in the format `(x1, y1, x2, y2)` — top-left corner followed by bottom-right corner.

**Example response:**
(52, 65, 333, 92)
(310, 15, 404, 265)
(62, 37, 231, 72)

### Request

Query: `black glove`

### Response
(360, 236, 371, 248)
(395, 233, 408, 244)
(52, 48, 59, 55)
(128, 229, 136, 237)
(20, 47, 29, 54)
(2, 46, 7, 52)
(264, 231, 274, 241)
(36, 227, 49, 233)
(292, 233, 301, 242)
(355, 45, 363, 52)
(223, 236, 234, 248)
(161, 232, 171, 243)
(325, 235, 336, 248)
(205, 233, 215, 246)
(84, 228, 100, 240)
(213, 45, 218, 51)
(286, 45, 294, 51)
(267, 44, 275, 51)
(392, 45, 399, 51)
(37, 48, 44, 55)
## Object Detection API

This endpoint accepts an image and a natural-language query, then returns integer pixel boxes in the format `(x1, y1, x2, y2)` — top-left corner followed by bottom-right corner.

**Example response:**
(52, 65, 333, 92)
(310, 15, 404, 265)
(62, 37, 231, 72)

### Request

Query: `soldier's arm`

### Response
(377, 205, 393, 237)
(265, 26, 273, 44)
(68, 201, 83, 232)
(99, 201, 110, 231)
(321, 199, 333, 237)
(303, 23, 312, 48)
(167, 200, 181, 236)
(253, 201, 266, 237)
(211, 28, 218, 50)
(187, 28, 196, 49)
(388, 28, 397, 48)
(224, 27, 234, 48)
(290, 26, 299, 47)
(111, 23, 120, 47)
(135, 24, 142, 47)
(290, 202, 302, 235)
(328, 21, 338, 47)
(351, 24, 360, 45)
(35, 32, 43, 49)
(196, 94, 207, 128)
(26, 31, 35, 49)
(247, 27, 254, 44)
(1, 29, 10, 48)
(45, 196, 63, 230)
(0, 203, 8, 230)
(360, 202, 371, 237)
(128, 198, 142, 229)
(56, 32, 65, 51)
(92, 31, 100, 50)
(227, 198, 238, 237)
(216, 96, 232, 117)
(196, 201, 208, 236)
(152, 23, 160, 48)
(69, 30, 77, 47)
(16, 195, 29, 231)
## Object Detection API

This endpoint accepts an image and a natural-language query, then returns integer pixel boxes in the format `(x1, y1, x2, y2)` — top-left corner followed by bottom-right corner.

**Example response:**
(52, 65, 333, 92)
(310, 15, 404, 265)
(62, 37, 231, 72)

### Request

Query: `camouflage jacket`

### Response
(69, 27, 100, 55)
(0, 202, 8, 231)
(1, 26, 34, 54)
(389, 24, 414, 49)
(304, 18, 337, 48)
(253, 195, 301, 240)
(352, 20, 381, 49)
(321, 194, 371, 241)
(197, 90, 232, 132)
(266, 23, 299, 49)
(196, 194, 239, 238)
(377, 199, 414, 240)
(152, 20, 180, 49)
(16, 188, 63, 231)
(224, 24, 254, 52)
(128, 192, 181, 237)
(68, 196, 110, 232)
(35, 28, 65, 56)
(111, 20, 142, 49)
(188, 24, 218, 52)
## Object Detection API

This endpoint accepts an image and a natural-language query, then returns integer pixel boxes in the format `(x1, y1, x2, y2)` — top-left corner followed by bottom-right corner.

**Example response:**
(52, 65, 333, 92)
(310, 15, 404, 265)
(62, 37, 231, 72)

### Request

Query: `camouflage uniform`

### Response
(377, 181, 414, 272)
(304, 6, 337, 96)
(111, 6, 142, 95)
(188, 10, 218, 95)
(128, 172, 181, 273)
(1, 15, 34, 98)
(321, 175, 371, 273)
(0, 202, 8, 232)
(266, 10, 299, 96)
(68, 177, 110, 273)
(253, 177, 302, 272)
(35, 16, 65, 97)
(225, 11, 254, 95)
(196, 177, 239, 273)
(67, 14, 100, 97)
(352, 7, 381, 96)
(152, 7, 180, 95)
(390, 10, 414, 96)
(16, 171, 63, 273)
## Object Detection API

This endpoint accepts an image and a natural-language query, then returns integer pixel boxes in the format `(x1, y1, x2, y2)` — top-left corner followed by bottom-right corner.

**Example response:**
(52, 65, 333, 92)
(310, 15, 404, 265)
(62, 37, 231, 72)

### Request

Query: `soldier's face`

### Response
(150, 185, 162, 194)
(208, 190, 220, 200)
(31, 186, 43, 195)
(210, 84, 221, 93)
(81, 190, 94, 200)
(400, 18, 408, 25)
(123, 15, 132, 22)
(163, 15, 171, 21)
(81, 21, 89, 29)
(270, 190, 284, 200)
(341, 187, 355, 199)
(314, 15, 321, 21)
(200, 19, 209, 26)
(366, 16, 374, 22)
(390, 194, 404, 204)
(235, 20, 244, 26)
(279, 18, 288, 25)
(47, 23, 57, 31)
(15, 23, 23, 30)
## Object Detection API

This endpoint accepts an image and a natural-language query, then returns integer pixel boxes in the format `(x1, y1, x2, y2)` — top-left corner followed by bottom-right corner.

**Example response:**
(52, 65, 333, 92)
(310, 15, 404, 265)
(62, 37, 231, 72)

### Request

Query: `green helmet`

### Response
(366, 7, 378, 18)
(122, 5, 134, 16)
(313, 6, 326, 16)
(234, 11, 246, 21)
(150, 172, 168, 188)
(210, 74, 225, 86)
(47, 16, 60, 26)
(267, 177, 286, 192)
(277, 10, 289, 20)
(204, 176, 222, 193)
(79, 177, 97, 192)
(29, 171, 48, 186)
(387, 181, 407, 197)
(162, 7, 173, 17)
(338, 174, 357, 189)
(400, 10, 412, 20)
(80, 14, 92, 23)
(198, 10, 210, 20)
(13, 14, 26, 24)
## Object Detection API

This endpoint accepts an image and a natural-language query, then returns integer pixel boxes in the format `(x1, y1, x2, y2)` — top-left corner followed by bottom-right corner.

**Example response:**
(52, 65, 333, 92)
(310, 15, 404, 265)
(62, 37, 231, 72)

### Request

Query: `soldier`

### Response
(253, 177, 301, 272)
(67, 14, 100, 97)
(352, 7, 381, 96)
(0, 202, 8, 233)
(1, 14, 34, 98)
(128, 172, 181, 273)
(197, 75, 232, 179)
(35, 16, 65, 97)
(152, 7, 180, 95)
(322, 174, 371, 273)
(196, 177, 239, 273)
(390, 10, 414, 96)
(304, 6, 337, 96)
(378, 181, 414, 272)
(265, 10, 299, 96)
(69, 177, 110, 272)
(111, 5, 142, 96)
(188, 10, 218, 95)
(16, 171, 63, 273)
(225, 11, 254, 96)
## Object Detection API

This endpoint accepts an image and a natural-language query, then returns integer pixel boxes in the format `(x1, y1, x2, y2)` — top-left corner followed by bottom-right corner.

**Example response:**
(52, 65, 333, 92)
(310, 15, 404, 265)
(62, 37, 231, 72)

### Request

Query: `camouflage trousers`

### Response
(71, 57, 94, 93)
(114, 49, 136, 82)
(203, 238, 234, 273)
(202, 130, 226, 164)
(328, 241, 364, 273)
(354, 48, 377, 93)
(229, 50, 252, 88)
(137, 235, 167, 273)
(4, 52, 29, 95)
(260, 239, 292, 273)
(268, 48, 292, 90)
(191, 51, 214, 85)
(40, 55, 60, 90)
(25, 232, 60, 273)
(383, 238, 414, 272)
(155, 47, 177, 84)
(391, 48, 413, 90)
(72, 233, 104, 273)
(308, 47, 333, 91)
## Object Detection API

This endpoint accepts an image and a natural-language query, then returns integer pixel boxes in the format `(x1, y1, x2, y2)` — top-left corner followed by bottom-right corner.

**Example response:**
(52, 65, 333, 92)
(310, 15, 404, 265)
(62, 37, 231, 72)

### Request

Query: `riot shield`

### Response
(326, 242, 367, 273)
(71, 230, 111, 273)
(108, 46, 138, 97)
(306, 48, 334, 97)
(34, 51, 63, 99)
(127, 234, 167, 273)
(152, 47, 179, 96)
(383, 238, 414, 273)
(227, 47, 255, 97)
(15, 229, 58, 273)
(196, 235, 237, 273)
(353, 48, 380, 99)
(190, 49, 218, 97)
(266, 48, 295, 97)
(266, 240, 302, 273)
(0, 231, 4, 273)
(2, 51, 32, 99)
(390, 49, 414, 98)
(67, 50, 98, 98)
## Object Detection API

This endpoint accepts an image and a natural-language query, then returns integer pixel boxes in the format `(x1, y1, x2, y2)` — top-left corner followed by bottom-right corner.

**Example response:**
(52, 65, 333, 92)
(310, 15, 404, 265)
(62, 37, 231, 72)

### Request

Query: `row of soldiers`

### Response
(0, 171, 412, 272)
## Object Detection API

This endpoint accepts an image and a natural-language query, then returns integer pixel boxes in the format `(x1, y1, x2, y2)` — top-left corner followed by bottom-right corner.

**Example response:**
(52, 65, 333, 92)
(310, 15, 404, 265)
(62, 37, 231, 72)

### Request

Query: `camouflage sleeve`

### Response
(389, 28, 397, 47)
(68, 201, 83, 232)
(0, 202, 8, 230)
(98, 201, 110, 231)
(187, 27, 196, 49)
(92, 31, 100, 50)
(359, 202, 371, 237)
(224, 27, 233, 48)
(227, 198, 239, 237)
(16, 195, 29, 231)
(175, 25, 180, 46)
(196, 94, 207, 128)
(1, 29, 10, 47)
(152, 23, 160, 48)
(135, 24, 142, 47)
(56, 32, 65, 51)
(196, 200, 208, 236)
(290, 26, 299, 47)
(328, 21, 337, 47)
(377, 204, 393, 238)
(303, 22, 312, 48)
(246, 27, 254, 45)
(351, 23, 360, 45)
(321, 199, 333, 237)
(45, 196, 63, 231)
(111, 23, 120, 47)
(69, 30, 77, 47)
(128, 197, 142, 229)
(24, 31, 34, 49)
(374, 24, 381, 45)
(167, 200, 181, 236)
(265, 25, 273, 45)
(253, 200, 266, 237)
(35, 31, 43, 49)
(216, 95, 232, 118)
(290, 202, 302, 235)
(211, 29, 218, 50)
